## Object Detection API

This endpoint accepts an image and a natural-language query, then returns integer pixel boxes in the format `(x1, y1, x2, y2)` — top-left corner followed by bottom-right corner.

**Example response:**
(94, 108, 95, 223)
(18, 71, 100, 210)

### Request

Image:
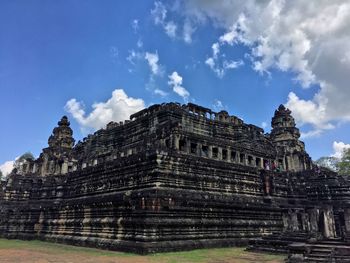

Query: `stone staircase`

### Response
(305, 239, 350, 263)
(287, 239, 350, 263)
(247, 231, 310, 254)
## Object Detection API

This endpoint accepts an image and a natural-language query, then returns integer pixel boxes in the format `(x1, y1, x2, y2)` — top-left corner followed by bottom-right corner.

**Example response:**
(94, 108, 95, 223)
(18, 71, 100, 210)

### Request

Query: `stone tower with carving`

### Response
(270, 104, 311, 171)
(38, 116, 76, 175)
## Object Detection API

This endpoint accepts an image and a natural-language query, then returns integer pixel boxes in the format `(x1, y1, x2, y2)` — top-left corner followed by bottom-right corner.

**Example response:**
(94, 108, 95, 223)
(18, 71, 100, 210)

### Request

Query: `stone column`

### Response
(208, 146, 213, 158)
(227, 148, 232, 162)
(345, 208, 350, 234)
(218, 147, 222, 160)
(61, 160, 68, 174)
(290, 211, 299, 231)
(174, 135, 180, 150)
(323, 207, 336, 238)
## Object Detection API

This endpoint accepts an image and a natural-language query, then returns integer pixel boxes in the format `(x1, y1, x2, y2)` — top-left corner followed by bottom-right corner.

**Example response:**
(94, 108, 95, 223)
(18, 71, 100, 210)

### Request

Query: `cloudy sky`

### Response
(1, 0, 350, 175)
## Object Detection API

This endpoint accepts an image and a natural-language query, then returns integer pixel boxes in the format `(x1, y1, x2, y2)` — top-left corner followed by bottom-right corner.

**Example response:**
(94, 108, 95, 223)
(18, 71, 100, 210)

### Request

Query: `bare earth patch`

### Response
(0, 239, 285, 263)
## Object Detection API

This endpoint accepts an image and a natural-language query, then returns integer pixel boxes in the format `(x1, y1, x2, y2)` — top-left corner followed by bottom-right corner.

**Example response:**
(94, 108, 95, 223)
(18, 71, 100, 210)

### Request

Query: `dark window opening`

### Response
(202, 145, 208, 157)
(240, 153, 245, 163)
(191, 143, 197, 154)
(165, 139, 170, 148)
(278, 159, 284, 170)
(256, 158, 261, 167)
(248, 156, 253, 165)
(231, 151, 237, 162)
(222, 149, 227, 160)
(212, 147, 218, 158)
(179, 139, 186, 151)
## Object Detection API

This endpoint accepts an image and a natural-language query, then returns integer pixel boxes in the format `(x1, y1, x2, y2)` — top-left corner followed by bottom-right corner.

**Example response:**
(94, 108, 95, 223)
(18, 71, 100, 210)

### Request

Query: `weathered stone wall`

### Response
(1, 102, 349, 253)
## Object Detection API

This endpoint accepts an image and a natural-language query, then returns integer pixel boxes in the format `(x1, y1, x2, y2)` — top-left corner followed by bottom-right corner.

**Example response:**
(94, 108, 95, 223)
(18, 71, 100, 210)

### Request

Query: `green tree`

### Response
(336, 148, 350, 175)
(314, 156, 338, 171)
(0, 170, 3, 180)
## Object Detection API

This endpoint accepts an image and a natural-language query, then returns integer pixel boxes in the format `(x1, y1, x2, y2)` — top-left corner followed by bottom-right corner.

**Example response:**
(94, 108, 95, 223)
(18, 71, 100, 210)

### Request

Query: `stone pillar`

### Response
(227, 148, 232, 162)
(322, 207, 336, 238)
(197, 143, 202, 156)
(218, 147, 222, 160)
(32, 163, 37, 174)
(61, 160, 68, 174)
(345, 208, 350, 233)
(308, 208, 319, 233)
(208, 146, 213, 158)
(185, 139, 190, 153)
(290, 211, 299, 231)
(174, 135, 180, 150)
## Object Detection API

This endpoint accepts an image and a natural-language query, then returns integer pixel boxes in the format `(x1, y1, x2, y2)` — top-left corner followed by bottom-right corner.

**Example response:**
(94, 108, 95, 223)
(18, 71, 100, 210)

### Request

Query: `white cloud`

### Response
(65, 89, 145, 130)
(154, 88, 168, 97)
(261, 122, 268, 129)
(131, 19, 139, 33)
(151, 1, 167, 25)
(165, 21, 177, 38)
(181, 0, 350, 136)
(145, 52, 163, 76)
(137, 39, 143, 48)
(151, 1, 197, 43)
(151, 1, 178, 39)
(168, 71, 190, 101)
(331, 141, 350, 159)
(213, 99, 224, 111)
(286, 92, 334, 131)
(205, 42, 244, 78)
(126, 49, 143, 65)
(0, 160, 14, 177)
(183, 19, 195, 43)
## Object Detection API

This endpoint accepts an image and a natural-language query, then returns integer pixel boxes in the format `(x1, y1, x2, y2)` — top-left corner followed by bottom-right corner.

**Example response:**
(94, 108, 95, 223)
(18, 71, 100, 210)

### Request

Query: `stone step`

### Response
(305, 256, 330, 262)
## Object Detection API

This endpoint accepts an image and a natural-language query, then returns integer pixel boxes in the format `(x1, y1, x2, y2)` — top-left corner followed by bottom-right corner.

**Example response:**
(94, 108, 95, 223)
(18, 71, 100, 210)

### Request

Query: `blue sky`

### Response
(1, 0, 350, 174)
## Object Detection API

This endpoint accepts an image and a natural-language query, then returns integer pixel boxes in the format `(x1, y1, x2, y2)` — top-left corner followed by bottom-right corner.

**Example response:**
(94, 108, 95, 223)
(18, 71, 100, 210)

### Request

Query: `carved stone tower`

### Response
(47, 116, 75, 156)
(38, 116, 76, 175)
(270, 105, 311, 171)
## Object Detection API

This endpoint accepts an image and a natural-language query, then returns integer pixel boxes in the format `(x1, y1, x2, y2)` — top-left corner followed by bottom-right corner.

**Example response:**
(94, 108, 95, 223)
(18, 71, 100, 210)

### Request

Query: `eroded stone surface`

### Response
(0, 102, 349, 256)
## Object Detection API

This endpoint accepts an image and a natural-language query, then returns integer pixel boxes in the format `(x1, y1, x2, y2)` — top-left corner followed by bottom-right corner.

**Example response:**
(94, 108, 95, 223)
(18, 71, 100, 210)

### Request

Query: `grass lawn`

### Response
(0, 238, 286, 263)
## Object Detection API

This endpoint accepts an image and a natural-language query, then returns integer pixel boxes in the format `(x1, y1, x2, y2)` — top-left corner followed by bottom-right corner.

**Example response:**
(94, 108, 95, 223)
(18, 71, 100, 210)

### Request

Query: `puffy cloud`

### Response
(212, 99, 224, 111)
(0, 160, 14, 177)
(151, 1, 167, 25)
(151, 1, 198, 43)
(205, 42, 244, 78)
(164, 21, 177, 38)
(168, 71, 190, 101)
(65, 89, 145, 130)
(154, 88, 168, 97)
(151, 1, 178, 39)
(331, 141, 350, 159)
(180, 0, 350, 136)
(145, 52, 163, 76)
(183, 19, 195, 43)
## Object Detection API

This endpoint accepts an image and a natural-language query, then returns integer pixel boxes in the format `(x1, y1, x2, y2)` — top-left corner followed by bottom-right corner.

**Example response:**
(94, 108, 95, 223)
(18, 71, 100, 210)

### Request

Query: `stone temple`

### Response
(1, 102, 350, 261)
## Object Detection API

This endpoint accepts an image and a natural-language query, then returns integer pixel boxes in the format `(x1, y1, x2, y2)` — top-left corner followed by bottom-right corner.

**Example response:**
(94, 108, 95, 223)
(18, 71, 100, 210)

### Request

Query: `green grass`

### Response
(0, 238, 286, 263)
(150, 247, 284, 263)
(0, 238, 134, 257)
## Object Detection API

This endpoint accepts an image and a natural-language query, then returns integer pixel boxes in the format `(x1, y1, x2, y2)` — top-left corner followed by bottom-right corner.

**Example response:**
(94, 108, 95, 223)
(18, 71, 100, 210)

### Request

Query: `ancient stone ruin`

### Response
(1, 102, 350, 261)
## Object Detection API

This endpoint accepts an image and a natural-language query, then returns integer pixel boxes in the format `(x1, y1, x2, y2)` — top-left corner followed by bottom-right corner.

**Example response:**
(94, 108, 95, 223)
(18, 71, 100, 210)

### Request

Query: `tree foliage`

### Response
(336, 148, 350, 175)
(314, 156, 338, 172)
(0, 170, 3, 180)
